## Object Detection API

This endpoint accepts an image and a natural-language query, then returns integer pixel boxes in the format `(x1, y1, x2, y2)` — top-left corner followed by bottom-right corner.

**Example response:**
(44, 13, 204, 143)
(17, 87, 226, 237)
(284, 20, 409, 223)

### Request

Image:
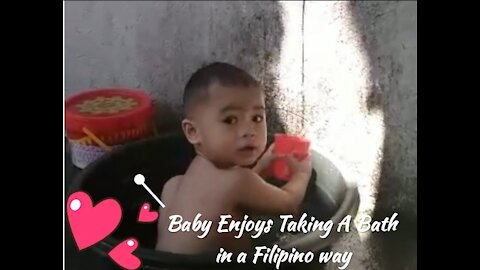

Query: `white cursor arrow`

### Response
(134, 174, 166, 208)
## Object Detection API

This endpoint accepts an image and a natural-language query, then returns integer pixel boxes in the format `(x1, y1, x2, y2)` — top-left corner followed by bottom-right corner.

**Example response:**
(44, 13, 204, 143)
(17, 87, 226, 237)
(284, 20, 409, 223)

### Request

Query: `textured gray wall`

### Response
(65, 1, 416, 269)
(65, 1, 286, 131)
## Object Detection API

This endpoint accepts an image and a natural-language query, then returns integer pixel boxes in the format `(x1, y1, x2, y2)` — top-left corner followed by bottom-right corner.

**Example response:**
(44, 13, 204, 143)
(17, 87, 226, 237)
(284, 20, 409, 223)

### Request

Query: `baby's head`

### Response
(181, 62, 267, 168)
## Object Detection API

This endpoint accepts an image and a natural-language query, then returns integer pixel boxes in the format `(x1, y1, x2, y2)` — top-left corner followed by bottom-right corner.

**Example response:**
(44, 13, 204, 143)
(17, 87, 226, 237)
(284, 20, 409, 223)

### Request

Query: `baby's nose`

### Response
(241, 124, 255, 138)
(242, 131, 255, 138)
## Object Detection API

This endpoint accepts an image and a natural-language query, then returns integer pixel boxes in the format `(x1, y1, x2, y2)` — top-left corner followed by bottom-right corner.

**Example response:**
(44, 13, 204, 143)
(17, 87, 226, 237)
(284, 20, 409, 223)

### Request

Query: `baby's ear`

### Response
(181, 119, 201, 144)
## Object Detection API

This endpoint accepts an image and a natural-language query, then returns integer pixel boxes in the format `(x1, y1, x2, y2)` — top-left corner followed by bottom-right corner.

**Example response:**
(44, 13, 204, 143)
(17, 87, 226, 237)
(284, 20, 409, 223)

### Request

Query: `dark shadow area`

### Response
(348, 2, 417, 269)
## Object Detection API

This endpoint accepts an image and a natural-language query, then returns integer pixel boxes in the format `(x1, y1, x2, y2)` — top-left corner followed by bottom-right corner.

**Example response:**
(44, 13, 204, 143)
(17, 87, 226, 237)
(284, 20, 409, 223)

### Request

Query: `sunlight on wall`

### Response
(274, 2, 305, 135)
(277, 1, 386, 242)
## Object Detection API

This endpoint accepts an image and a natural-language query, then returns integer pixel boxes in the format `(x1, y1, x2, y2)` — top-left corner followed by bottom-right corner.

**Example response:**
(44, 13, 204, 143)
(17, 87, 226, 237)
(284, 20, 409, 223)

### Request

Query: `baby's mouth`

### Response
(238, 145, 257, 152)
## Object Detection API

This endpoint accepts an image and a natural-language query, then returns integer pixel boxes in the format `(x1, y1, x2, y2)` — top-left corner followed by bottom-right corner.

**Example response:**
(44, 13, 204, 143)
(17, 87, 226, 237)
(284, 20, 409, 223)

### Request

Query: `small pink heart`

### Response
(108, 238, 142, 270)
(137, 203, 159, 223)
(67, 191, 122, 250)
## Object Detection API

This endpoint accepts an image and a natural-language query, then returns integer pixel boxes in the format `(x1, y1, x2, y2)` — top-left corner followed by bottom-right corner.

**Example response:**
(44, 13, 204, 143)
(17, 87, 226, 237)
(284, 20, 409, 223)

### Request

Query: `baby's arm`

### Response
(236, 154, 312, 214)
(252, 143, 276, 179)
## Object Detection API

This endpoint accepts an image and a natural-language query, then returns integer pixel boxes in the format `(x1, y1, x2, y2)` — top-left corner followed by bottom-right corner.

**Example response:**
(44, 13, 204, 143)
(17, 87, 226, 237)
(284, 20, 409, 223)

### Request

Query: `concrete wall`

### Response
(65, 1, 416, 269)
(65, 1, 287, 131)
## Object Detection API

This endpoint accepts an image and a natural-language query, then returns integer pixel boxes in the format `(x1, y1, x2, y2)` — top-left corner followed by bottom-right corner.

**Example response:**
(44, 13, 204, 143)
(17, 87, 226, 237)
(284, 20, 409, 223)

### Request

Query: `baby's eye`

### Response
(252, 115, 264, 123)
(223, 116, 238, 125)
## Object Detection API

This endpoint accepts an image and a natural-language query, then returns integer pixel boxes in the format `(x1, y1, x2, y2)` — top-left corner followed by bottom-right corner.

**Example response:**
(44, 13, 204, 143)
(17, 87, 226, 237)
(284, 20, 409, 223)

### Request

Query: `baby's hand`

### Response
(253, 143, 283, 177)
(285, 151, 312, 178)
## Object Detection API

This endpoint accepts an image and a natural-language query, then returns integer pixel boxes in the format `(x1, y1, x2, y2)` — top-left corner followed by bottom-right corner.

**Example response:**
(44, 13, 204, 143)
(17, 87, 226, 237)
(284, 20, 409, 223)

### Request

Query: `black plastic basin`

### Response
(67, 133, 359, 269)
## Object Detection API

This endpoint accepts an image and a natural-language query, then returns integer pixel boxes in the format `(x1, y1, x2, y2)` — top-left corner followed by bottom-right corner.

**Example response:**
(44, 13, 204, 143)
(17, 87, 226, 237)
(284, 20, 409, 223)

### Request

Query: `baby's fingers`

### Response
(264, 143, 285, 160)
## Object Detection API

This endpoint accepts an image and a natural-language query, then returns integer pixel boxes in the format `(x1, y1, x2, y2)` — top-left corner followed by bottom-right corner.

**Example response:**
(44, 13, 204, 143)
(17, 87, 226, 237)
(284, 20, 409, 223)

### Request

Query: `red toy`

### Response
(271, 134, 310, 181)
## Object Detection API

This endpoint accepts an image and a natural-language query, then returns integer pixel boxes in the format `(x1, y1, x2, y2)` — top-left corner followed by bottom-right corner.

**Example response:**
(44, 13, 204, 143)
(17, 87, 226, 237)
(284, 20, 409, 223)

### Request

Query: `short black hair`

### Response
(183, 62, 260, 115)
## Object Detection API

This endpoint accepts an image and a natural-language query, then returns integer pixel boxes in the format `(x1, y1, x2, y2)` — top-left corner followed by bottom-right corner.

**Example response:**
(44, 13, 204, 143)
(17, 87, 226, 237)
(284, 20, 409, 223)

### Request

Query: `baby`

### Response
(155, 62, 312, 254)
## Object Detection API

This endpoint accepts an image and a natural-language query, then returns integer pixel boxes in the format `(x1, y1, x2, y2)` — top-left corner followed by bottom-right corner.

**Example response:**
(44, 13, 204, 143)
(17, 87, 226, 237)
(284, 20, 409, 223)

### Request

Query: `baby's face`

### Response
(195, 84, 267, 167)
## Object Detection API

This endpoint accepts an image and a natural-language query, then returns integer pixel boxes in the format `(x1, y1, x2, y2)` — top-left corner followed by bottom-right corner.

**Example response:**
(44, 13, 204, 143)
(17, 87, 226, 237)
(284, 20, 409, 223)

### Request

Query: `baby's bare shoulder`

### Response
(161, 175, 182, 198)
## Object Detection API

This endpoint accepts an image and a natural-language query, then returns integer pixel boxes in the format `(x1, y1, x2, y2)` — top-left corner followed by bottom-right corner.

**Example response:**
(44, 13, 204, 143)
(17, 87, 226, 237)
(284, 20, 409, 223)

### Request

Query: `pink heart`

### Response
(108, 238, 142, 270)
(67, 191, 122, 250)
(137, 203, 159, 223)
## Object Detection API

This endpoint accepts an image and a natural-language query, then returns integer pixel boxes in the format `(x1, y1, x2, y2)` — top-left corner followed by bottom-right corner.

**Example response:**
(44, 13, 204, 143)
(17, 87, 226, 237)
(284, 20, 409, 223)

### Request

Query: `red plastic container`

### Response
(65, 88, 154, 168)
